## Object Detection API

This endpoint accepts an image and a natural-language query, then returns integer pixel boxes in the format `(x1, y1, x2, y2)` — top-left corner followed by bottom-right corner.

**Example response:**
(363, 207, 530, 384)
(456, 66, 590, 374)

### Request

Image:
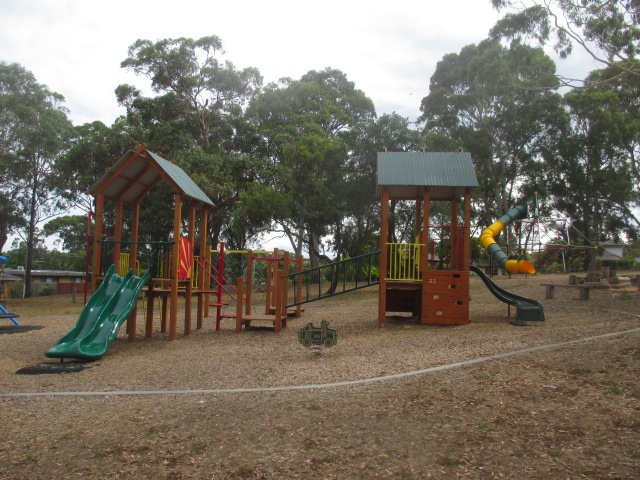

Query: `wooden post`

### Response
(450, 194, 459, 270)
(161, 297, 168, 332)
(169, 194, 182, 341)
(245, 251, 254, 315)
(378, 187, 389, 327)
(91, 194, 105, 292)
(113, 199, 124, 273)
(463, 187, 471, 272)
(216, 241, 225, 331)
(416, 188, 429, 278)
(203, 245, 211, 319)
(127, 203, 140, 343)
(282, 251, 290, 312)
(421, 188, 430, 274)
(184, 202, 196, 336)
(145, 281, 154, 338)
(415, 198, 422, 241)
(235, 277, 244, 333)
(197, 207, 208, 330)
(265, 249, 277, 315)
(274, 272, 283, 333)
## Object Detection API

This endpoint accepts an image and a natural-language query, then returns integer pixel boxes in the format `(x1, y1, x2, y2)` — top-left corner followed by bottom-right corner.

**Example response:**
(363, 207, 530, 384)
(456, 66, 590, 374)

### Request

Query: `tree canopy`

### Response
(2, 25, 639, 279)
(491, 0, 640, 87)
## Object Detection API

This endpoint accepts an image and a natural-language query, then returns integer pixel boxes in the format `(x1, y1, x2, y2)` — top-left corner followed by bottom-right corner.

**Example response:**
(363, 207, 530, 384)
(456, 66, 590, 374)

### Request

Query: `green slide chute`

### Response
(45, 265, 150, 361)
(470, 265, 545, 323)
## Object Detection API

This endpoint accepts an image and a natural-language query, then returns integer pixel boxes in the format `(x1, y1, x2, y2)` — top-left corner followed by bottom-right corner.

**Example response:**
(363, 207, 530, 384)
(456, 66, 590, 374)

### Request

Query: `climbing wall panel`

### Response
(421, 271, 470, 325)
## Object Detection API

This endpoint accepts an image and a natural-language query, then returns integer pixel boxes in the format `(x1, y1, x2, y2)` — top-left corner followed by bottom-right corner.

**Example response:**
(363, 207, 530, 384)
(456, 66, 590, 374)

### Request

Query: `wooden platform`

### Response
(236, 314, 287, 333)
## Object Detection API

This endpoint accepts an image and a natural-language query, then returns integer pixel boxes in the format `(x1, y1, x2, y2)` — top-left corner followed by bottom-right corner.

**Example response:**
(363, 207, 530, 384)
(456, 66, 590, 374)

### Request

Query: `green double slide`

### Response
(45, 265, 150, 361)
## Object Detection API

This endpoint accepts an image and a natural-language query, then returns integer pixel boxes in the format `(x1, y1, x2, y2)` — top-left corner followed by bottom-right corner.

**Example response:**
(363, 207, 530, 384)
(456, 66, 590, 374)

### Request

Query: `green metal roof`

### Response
(89, 148, 214, 207)
(376, 151, 478, 200)
(147, 151, 214, 206)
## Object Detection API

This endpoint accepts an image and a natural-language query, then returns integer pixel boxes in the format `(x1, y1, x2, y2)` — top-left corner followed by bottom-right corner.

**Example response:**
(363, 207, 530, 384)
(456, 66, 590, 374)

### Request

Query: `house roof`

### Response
(88, 146, 214, 207)
(0, 270, 21, 282)
(3, 269, 86, 278)
(602, 238, 627, 247)
(376, 151, 478, 200)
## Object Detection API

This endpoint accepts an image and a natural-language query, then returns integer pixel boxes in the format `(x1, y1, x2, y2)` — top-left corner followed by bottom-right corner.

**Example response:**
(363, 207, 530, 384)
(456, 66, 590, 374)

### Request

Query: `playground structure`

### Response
(46, 147, 546, 360)
(232, 248, 303, 332)
(47, 144, 309, 359)
(86, 144, 216, 343)
(376, 151, 544, 326)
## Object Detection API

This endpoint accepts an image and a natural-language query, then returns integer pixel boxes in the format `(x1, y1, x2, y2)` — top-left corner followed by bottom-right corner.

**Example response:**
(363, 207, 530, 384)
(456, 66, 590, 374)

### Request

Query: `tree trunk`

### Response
(326, 223, 342, 295)
(24, 170, 39, 298)
(309, 232, 320, 284)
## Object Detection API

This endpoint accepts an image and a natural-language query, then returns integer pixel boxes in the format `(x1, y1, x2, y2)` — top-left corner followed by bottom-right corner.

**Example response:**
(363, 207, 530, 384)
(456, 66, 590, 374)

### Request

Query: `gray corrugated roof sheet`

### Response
(89, 148, 214, 207)
(146, 151, 214, 206)
(376, 151, 478, 200)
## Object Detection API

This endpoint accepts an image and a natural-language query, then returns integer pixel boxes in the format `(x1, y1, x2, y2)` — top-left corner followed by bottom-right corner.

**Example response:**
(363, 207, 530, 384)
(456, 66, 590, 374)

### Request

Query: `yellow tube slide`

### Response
(480, 205, 536, 275)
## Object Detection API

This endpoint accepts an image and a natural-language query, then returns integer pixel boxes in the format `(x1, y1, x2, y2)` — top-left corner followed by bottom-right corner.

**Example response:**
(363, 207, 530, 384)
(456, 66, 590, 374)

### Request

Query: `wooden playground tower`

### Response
(377, 151, 478, 327)
(88, 144, 215, 342)
(88, 144, 303, 341)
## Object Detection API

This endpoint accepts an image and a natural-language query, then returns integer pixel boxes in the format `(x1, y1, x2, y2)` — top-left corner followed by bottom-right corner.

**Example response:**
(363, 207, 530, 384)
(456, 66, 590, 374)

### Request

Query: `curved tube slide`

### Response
(480, 202, 536, 274)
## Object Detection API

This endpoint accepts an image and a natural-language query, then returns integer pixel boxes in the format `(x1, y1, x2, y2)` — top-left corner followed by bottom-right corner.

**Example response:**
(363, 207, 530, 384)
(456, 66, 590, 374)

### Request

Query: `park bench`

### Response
(540, 283, 597, 301)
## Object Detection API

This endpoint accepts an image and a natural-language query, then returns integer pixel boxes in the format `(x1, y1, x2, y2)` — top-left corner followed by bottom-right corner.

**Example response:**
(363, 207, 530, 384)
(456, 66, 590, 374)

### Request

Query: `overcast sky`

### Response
(1, 0, 599, 252)
(0, 0, 521, 126)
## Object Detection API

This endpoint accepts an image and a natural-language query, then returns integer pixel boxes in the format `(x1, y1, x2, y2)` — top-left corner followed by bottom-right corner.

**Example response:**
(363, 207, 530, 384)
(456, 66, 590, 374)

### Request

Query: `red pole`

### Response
(216, 241, 225, 330)
(431, 239, 435, 270)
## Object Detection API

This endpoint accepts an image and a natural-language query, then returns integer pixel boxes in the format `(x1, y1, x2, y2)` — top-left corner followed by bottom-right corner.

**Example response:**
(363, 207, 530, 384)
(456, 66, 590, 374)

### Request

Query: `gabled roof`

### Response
(377, 151, 478, 200)
(89, 146, 214, 207)
(0, 270, 21, 282)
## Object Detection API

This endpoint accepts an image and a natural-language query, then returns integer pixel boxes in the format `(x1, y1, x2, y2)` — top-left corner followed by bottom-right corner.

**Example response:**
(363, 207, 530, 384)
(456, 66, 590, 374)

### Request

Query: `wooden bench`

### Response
(540, 283, 597, 301)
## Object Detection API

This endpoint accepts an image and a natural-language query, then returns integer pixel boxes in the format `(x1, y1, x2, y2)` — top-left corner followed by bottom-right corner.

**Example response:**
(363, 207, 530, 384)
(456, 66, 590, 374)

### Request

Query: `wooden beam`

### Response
(415, 198, 422, 243)
(236, 277, 244, 333)
(378, 186, 389, 327)
(113, 199, 124, 270)
(450, 194, 459, 269)
(463, 187, 472, 272)
(421, 188, 430, 274)
(91, 194, 105, 292)
(184, 201, 196, 336)
(109, 162, 156, 202)
(129, 175, 164, 205)
(127, 203, 140, 343)
(197, 207, 208, 330)
(91, 144, 147, 195)
(245, 251, 253, 316)
(169, 194, 182, 341)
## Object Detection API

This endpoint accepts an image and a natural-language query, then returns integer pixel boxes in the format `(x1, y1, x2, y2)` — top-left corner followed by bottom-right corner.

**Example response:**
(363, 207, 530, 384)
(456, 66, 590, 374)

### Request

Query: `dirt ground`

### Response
(1, 273, 639, 479)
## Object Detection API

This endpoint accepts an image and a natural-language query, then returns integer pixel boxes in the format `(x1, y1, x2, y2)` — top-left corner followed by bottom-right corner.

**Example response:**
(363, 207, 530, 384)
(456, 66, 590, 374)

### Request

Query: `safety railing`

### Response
(386, 243, 423, 281)
(284, 250, 380, 308)
(99, 240, 173, 277)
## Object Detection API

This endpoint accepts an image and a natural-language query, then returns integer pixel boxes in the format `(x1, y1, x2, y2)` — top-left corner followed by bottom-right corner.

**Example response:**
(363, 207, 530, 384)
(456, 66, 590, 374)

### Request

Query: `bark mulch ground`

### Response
(1, 273, 639, 479)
